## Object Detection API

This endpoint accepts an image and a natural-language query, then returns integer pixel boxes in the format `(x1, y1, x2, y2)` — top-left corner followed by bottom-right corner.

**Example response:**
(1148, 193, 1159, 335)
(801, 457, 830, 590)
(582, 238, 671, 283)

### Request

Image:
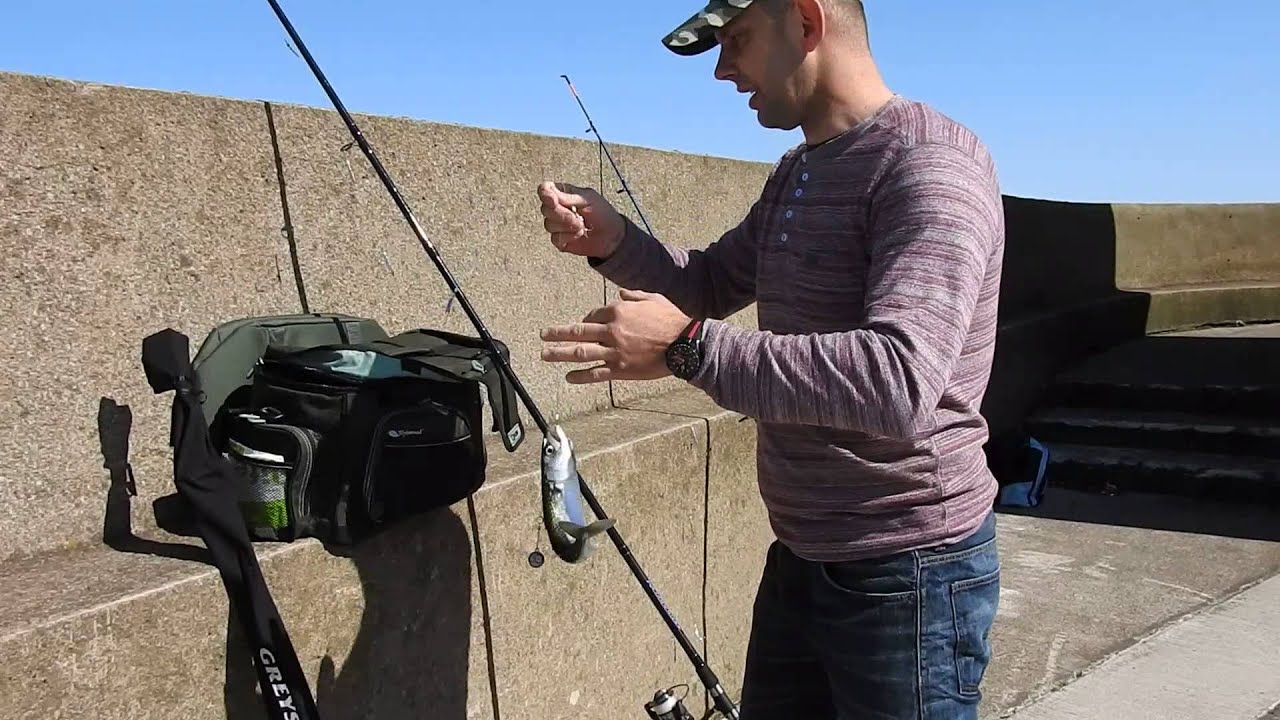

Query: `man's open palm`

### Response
(540, 289, 691, 384)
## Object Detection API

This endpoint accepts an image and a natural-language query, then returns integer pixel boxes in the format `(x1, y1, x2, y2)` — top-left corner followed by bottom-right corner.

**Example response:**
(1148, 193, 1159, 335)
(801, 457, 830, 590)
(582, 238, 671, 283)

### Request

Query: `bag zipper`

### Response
(267, 422, 320, 533)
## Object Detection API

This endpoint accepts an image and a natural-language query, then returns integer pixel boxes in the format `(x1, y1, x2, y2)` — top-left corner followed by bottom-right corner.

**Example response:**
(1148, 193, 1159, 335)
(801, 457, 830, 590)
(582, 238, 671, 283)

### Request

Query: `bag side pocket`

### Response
(224, 412, 323, 542)
(360, 400, 477, 528)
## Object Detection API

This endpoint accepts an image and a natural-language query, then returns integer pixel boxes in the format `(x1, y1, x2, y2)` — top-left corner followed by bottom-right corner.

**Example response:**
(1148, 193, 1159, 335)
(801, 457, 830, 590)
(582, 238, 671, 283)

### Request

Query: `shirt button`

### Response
(781, 233, 788, 242)
(801, 153, 807, 163)
(785, 209, 794, 219)
(794, 188, 803, 197)
(801, 172, 809, 181)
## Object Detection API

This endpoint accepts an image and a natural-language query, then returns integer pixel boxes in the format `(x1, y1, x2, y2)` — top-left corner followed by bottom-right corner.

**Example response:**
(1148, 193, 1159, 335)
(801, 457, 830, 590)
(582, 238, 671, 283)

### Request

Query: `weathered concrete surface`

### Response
(6, 417, 1278, 720)
(0, 392, 727, 720)
(4, 70, 1280, 562)
(0, 72, 299, 563)
(0, 70, 767, 561)
(1114, 203, 1280, 290)
(1144, 283, 1280, 333)
(4, 68, 1280, 720)
(265, 101, 762, 428)
(983, 490, 1280, 717)
(469, 404, 710, 720)
(1166, 320, 1280, 339)
(1005, 574, 1280, 720)
(983, 197, 1280, 440)
(616, 390, 773, 704)
(1056, 323, 1280, 391)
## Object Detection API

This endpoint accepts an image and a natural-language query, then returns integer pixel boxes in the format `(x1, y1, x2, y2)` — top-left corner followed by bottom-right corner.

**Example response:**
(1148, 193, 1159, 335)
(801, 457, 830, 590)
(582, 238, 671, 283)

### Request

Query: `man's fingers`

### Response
(540, 342, 615, 364)
(565, 364, 613, 385)
(540, 322, 611, 344)
(538, 181, 590, 219)
(619, 288, 659, 301)
(552, 182, 592, 208)
(542, 203, 586, 230)
(550, 230, 587, 251)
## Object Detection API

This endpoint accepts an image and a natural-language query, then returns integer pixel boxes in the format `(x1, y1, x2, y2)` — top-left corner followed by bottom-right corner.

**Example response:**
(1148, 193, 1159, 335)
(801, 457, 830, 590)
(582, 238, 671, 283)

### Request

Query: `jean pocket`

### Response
(816, 558, 917, 602)
(951, 568, 1000, 698)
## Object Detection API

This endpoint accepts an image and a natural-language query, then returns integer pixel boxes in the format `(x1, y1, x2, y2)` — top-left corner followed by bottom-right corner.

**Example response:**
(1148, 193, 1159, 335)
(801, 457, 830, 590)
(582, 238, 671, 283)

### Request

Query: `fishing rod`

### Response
(560, 75, 657, 239)
(559, 75, 726, 720)
(263, 2, 738, 718)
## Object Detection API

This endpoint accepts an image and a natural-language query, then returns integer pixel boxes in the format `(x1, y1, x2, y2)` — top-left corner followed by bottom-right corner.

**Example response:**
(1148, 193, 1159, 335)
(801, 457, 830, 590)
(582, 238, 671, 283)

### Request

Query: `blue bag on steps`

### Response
(996, 437, 1051, 508)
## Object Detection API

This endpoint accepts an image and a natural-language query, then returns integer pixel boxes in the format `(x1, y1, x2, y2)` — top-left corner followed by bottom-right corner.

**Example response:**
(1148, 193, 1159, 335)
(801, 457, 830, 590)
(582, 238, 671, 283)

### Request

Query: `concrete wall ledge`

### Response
(0, 386, 771, 720)
(1140, 282, 1280, 333)
(983, 281, 1280, 439)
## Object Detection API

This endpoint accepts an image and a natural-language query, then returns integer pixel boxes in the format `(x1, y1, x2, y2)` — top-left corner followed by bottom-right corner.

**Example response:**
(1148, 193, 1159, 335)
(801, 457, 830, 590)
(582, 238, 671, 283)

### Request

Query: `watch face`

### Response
(667, 342, 700, 378)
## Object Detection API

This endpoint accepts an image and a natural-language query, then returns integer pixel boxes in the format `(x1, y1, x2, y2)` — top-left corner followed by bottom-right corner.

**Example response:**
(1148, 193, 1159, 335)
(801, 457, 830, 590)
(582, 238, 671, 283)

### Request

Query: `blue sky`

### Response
(3, 0, 1277, 203)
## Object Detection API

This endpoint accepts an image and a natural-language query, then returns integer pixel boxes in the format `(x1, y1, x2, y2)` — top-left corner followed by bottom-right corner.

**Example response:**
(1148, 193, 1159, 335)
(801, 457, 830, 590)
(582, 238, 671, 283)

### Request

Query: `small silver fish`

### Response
(540, 424, 614, 563)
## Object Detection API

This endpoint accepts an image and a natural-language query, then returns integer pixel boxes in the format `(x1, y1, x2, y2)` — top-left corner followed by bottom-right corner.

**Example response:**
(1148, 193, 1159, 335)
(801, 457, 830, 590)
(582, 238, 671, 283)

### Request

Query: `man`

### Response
(537, 0, 1005, 717)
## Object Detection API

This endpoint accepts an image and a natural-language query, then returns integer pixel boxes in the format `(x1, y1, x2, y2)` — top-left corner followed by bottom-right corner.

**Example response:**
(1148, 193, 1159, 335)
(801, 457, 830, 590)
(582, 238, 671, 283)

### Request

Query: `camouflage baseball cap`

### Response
(662, 0, 755, 56)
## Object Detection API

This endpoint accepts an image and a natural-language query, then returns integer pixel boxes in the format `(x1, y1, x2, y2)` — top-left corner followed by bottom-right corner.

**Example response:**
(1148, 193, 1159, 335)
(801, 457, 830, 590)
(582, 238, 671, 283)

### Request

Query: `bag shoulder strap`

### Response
(141, 328, 321, 720)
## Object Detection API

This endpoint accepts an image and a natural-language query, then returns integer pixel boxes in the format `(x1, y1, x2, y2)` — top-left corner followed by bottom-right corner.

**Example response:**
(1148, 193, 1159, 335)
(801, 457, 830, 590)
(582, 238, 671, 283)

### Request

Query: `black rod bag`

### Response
(142, 328, 320, 720)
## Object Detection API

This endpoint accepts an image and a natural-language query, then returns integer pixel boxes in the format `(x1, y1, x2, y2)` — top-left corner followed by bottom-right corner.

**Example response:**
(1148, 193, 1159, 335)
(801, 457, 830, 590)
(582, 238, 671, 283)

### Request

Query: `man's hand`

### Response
(537, 181, 625, 260)
(541, 289, 692, 384)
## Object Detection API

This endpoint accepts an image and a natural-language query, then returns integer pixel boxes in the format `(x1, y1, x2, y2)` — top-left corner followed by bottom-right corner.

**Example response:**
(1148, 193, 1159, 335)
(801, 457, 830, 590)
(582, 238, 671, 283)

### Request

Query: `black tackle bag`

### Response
(218, 326, 526, 546)
(141, 319, 527, 720)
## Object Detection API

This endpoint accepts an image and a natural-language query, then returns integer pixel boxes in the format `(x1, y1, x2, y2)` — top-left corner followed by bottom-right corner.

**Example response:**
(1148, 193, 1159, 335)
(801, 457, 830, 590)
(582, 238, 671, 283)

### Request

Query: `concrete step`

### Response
(1027, 407, 1280, 459)
(1040, 326, 1280, 419)
(1042, 380, 1280, 419)
(1041, 441, 1280, 505)
(0, 389, 772, 720)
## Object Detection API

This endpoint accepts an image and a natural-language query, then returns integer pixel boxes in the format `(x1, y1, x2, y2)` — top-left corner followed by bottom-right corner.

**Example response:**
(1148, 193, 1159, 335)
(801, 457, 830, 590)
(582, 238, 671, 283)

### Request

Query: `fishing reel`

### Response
(644, 686, 695, 720)
(644, 684, 730, 720)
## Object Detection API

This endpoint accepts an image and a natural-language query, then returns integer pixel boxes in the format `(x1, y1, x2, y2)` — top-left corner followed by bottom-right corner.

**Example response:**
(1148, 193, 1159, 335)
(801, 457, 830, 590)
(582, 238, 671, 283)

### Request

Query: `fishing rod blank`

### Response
(560, 74, 658, 239)
(263, 2, 739, 717)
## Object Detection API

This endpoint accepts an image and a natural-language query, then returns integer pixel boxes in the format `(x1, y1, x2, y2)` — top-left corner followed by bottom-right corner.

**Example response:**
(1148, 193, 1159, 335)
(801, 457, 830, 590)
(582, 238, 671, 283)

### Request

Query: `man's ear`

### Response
(793, 0, 827, 52)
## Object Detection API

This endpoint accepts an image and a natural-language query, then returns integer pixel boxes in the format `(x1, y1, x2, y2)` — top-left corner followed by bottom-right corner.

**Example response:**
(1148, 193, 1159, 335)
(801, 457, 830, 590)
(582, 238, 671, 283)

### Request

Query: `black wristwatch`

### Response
(665, 319, 706, 380)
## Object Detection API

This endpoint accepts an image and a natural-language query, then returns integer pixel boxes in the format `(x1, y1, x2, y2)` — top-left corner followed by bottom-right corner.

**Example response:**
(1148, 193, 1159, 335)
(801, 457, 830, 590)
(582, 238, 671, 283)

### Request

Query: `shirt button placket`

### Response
(783, 156, 808, 244)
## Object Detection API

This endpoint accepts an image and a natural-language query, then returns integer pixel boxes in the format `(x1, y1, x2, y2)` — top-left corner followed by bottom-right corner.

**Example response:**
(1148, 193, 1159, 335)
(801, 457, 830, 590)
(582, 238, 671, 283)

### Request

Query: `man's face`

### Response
(713, 1, 810, 130)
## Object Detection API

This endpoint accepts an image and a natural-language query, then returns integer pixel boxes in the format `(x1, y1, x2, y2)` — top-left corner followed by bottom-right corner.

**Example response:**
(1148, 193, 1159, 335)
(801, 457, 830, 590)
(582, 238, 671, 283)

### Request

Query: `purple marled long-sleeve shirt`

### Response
(593, 95, 1005, 562)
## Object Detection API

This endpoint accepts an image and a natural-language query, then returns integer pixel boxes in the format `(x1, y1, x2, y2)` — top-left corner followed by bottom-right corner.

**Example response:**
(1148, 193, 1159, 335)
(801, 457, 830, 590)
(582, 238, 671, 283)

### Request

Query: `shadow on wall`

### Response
(981, 198, 1153, 446)
(224, 508, 478, 720)
(97, 396, 481, 720)
(988, 321, 1280, 543)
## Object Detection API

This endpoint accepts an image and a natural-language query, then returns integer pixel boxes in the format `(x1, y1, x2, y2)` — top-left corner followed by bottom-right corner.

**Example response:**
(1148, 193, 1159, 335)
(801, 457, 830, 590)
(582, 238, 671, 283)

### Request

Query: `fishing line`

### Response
(559, 75, 726, 719)
(560, 74, 657, 239)
(263, 3, 738, 717)
(595, 126, 620, 410)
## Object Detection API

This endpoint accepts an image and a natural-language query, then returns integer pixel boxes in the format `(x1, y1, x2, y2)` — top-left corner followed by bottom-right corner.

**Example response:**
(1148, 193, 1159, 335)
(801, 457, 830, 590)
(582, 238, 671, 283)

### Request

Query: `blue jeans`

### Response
(738, 511, 1000, 720)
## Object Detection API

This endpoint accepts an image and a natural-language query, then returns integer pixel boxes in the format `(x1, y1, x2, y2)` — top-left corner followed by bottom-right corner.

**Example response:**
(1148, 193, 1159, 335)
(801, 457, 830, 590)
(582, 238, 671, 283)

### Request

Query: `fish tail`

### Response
(557, 518, 615, 542)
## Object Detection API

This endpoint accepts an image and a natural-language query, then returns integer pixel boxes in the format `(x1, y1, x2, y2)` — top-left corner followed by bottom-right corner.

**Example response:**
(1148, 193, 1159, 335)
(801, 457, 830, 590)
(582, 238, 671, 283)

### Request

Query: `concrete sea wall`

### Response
(1, 70, 1277, 718)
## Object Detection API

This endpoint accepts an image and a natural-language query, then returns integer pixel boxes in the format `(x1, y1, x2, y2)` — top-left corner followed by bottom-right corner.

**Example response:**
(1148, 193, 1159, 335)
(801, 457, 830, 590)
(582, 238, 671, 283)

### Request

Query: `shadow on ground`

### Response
(97, 396, 482, 720)
(998, 488, 1280, 543)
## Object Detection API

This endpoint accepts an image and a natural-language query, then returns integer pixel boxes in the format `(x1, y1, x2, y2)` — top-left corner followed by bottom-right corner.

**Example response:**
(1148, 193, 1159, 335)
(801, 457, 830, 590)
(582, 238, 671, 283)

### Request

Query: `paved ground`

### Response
(985, 485, 1280, 719)
(992, 319, 1280, 720)
(1005, 574, 1280, 719)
